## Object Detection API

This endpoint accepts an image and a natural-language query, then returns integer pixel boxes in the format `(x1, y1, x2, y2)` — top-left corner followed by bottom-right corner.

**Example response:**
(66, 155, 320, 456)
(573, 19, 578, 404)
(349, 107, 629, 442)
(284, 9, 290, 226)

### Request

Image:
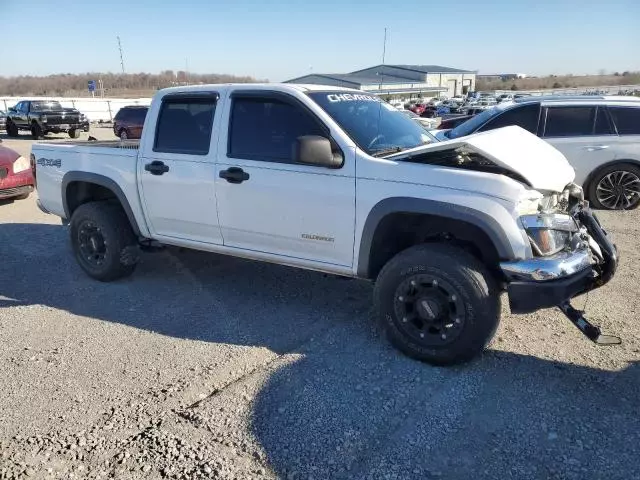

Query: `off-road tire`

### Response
(374, 244, 500, 365)
(70, 202, 139, 282)
(69, 128, 81, 139)
(31, 122, 44, 140)
(5, 119, 19, 137)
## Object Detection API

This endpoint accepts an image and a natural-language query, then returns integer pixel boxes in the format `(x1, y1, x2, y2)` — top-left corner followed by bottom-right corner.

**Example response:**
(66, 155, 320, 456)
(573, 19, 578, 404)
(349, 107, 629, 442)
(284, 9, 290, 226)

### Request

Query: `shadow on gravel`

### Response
(0, 222, 372, 354)
(3, 223, 639, 479)
(251, 351, 640, 480)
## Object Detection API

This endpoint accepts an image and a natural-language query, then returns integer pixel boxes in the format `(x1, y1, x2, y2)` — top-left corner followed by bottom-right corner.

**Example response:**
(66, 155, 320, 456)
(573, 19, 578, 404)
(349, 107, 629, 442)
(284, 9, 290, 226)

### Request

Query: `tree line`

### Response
(0, 71, 264, 97)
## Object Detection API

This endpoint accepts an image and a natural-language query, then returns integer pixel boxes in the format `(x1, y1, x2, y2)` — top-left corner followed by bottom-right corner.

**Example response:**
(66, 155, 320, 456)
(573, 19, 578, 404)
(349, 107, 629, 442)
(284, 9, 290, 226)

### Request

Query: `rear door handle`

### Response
(144, 160, 170, 175)
(219, 167, 250, 184)
(584, 145, 609, 151)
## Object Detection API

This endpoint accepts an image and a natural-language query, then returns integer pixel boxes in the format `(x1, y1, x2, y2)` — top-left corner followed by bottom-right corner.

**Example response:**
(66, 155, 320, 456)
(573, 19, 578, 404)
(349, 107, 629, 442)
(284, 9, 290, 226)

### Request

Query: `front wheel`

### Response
(69, 202, 139, 281)
(374, 244, 500, 365)
(69, 128, 81, 139)
(588, 163, 640, 210)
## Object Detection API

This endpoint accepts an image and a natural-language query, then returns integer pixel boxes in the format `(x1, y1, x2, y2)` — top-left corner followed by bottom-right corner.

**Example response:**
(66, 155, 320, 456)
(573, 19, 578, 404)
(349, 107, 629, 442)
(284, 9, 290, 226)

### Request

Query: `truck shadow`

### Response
(1, 222, 639, 478)
(250, 352, 640, 479)
(0, 222, 372, 354)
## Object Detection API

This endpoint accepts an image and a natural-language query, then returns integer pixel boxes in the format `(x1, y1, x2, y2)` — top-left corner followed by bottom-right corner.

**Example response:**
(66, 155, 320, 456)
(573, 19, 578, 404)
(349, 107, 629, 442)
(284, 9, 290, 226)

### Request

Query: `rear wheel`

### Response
(70, 202, 139, 281)
(374, 244, 500, 365)
(588, 163, 640, 210)
(31, 123, 44, 140)
(69, 128, 81, 139)
(6, 120, 19, 137)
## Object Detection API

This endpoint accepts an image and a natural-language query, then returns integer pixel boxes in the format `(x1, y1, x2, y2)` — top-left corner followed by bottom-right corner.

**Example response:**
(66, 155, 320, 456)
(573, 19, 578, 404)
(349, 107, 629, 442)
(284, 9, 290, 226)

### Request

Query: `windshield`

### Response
(31, 101, 64, 111)
(446, 105, 503, 139)
(308, 92, 436, 156)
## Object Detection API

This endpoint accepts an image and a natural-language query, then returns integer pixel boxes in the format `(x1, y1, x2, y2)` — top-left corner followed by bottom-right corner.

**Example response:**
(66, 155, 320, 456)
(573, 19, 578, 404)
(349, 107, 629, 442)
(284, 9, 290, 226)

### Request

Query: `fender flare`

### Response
(61, 171, 143, 237)
(356, 197, 517, 278)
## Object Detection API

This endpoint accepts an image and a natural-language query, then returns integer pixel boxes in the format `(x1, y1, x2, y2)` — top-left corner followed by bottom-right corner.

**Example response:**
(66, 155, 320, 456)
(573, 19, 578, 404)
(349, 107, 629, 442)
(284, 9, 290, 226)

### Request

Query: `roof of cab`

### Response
(156, 83, 363, 97)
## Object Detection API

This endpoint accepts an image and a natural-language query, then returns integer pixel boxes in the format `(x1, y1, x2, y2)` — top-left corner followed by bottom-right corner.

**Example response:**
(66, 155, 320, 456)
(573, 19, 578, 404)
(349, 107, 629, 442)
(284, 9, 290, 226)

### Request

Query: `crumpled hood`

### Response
(396, 125, 576, 193)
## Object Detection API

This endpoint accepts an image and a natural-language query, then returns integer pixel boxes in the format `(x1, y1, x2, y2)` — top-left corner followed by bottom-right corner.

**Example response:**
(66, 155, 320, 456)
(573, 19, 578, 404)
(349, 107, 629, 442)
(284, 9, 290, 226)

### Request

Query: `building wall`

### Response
(425, 73, 476, 96)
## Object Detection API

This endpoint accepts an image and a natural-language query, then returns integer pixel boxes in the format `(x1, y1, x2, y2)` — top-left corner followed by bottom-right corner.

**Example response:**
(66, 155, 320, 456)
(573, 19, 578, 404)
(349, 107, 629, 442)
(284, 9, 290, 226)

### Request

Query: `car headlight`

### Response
(13, 156, 30, 174)
(520, 213, 578, 256)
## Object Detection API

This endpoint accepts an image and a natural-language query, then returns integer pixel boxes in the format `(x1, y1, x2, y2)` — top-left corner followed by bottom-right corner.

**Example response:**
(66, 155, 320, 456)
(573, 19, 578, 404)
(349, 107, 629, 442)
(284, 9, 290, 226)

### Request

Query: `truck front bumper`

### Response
(500, 207, 618, 314)
(42, 123, 82, 133)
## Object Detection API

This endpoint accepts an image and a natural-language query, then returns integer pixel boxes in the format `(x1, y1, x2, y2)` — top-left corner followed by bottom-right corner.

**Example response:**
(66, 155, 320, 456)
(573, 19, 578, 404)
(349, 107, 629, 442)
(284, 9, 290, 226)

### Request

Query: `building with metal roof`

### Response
(285, 64, 476, 99)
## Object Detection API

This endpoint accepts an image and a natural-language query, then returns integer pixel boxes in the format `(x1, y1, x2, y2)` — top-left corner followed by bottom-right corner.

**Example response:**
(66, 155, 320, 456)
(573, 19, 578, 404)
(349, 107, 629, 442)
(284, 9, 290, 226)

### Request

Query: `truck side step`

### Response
(558, 302, 621, 345)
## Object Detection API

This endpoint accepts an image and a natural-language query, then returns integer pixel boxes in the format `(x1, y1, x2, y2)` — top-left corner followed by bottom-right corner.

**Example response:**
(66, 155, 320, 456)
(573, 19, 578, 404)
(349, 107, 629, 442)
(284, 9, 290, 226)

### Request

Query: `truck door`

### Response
(214, 91, 356, 267)
(137, 92, 223, 244)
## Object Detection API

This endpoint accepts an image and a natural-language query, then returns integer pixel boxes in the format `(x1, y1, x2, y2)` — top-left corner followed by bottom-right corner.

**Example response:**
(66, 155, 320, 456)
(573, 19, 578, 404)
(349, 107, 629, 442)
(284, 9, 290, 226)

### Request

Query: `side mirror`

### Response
(294, 135, 343, 168)
(8, 107, 16, 113)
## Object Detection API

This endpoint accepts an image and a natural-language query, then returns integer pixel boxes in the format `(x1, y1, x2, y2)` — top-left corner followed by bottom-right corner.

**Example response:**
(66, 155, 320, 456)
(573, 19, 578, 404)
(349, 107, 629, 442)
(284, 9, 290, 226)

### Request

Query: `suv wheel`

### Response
(374, 244, 500, 365)
(588, 163, 640, 210)
(70, 202, 140, 281)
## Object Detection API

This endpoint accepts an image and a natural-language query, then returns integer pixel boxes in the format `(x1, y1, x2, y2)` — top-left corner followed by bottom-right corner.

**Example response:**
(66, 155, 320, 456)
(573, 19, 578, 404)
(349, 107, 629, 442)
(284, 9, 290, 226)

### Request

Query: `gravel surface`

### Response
(0, 130, 639, 479)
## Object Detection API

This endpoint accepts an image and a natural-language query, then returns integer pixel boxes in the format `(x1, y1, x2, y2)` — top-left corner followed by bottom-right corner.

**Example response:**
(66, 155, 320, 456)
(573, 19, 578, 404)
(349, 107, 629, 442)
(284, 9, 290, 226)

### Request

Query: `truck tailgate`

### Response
(32, 141, 143, 227)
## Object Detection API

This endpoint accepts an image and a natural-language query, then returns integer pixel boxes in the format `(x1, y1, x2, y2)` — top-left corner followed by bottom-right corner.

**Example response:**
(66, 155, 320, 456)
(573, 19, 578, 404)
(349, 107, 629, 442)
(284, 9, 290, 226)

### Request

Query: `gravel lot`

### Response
(1, 129, 639, 480)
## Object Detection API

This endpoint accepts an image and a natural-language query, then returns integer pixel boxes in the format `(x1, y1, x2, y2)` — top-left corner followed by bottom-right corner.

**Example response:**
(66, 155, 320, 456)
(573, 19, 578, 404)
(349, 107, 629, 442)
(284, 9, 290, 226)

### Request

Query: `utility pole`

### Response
(117, 36, 125, 74)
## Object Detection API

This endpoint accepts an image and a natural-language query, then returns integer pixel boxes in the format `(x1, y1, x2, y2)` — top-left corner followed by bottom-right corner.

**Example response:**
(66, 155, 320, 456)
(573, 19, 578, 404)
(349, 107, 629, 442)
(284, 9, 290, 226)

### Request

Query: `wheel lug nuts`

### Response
(432, 280, 438, 286)
(451, 295, 457, 301)
(398, 296, 404, 301)
(441, 334, 447, 340)
(420, 333, 425, 338)
(410, 280, 416, 286)
(455, 318, 461, 324)
(402, 317, 407, 323)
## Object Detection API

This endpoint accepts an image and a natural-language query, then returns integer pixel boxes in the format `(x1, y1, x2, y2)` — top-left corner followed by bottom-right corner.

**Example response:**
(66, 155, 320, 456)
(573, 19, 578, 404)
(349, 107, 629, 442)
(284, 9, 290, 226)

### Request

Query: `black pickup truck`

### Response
(5, 100, 84, 139)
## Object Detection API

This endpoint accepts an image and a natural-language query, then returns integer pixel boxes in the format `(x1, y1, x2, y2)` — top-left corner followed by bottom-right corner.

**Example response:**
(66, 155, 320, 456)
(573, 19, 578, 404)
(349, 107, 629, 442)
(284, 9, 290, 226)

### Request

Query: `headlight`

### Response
(520, 213, 578, 256)
(41, 115, 48, 123)
(13, 156, 30, 174)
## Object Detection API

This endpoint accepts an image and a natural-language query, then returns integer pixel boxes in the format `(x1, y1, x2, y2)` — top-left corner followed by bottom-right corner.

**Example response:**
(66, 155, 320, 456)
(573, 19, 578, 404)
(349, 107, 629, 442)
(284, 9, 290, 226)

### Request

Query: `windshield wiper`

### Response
(370, 146, 405, 158)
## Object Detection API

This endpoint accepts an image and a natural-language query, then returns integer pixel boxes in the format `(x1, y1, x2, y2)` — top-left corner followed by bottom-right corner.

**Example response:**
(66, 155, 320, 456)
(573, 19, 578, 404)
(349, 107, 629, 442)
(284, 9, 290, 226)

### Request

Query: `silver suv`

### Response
(438, 96, 640, 210)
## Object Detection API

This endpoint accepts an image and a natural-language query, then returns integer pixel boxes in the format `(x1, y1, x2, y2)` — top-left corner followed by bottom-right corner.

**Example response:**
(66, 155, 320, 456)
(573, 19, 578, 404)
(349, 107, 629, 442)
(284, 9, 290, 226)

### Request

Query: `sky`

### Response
(1, 0, 639, 81)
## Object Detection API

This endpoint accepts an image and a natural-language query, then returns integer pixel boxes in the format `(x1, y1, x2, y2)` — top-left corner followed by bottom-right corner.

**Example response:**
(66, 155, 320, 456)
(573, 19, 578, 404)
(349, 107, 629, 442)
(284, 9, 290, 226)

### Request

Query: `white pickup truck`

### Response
(33, 83, 620, 365)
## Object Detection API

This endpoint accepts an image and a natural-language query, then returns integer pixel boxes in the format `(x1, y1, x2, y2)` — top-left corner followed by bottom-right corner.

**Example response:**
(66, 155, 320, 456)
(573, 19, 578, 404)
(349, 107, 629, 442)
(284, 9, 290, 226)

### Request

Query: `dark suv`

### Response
(113, 105, 148, 140)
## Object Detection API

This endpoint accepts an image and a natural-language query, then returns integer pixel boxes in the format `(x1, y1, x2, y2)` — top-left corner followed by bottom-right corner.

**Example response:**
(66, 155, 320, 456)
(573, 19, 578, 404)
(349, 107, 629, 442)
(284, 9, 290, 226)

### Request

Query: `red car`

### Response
(409, 103, 427, 116)
(0, 144, 35, 200)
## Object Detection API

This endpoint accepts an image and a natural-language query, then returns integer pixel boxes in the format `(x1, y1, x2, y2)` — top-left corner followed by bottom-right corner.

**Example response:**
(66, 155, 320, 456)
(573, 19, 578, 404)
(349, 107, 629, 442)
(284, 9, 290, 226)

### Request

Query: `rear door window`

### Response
(154, 96, 216, 155)
(478, 103, 540, 134)
(543, 106, 597, 137)
(609, 107, 640, 135)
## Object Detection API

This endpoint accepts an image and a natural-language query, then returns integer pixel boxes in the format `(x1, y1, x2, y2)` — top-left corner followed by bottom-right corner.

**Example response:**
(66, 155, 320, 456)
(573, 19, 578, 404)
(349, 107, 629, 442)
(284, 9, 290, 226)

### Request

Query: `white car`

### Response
(436, 95, 640, 210)
(33, 83, 619, 365)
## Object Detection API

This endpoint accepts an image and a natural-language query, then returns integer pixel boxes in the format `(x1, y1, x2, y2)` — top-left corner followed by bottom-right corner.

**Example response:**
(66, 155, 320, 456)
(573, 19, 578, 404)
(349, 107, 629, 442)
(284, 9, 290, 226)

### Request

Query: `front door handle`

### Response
(584, 145, 609, 151)
(219, 167, 250, 184)
(145, 161, 170, 175)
